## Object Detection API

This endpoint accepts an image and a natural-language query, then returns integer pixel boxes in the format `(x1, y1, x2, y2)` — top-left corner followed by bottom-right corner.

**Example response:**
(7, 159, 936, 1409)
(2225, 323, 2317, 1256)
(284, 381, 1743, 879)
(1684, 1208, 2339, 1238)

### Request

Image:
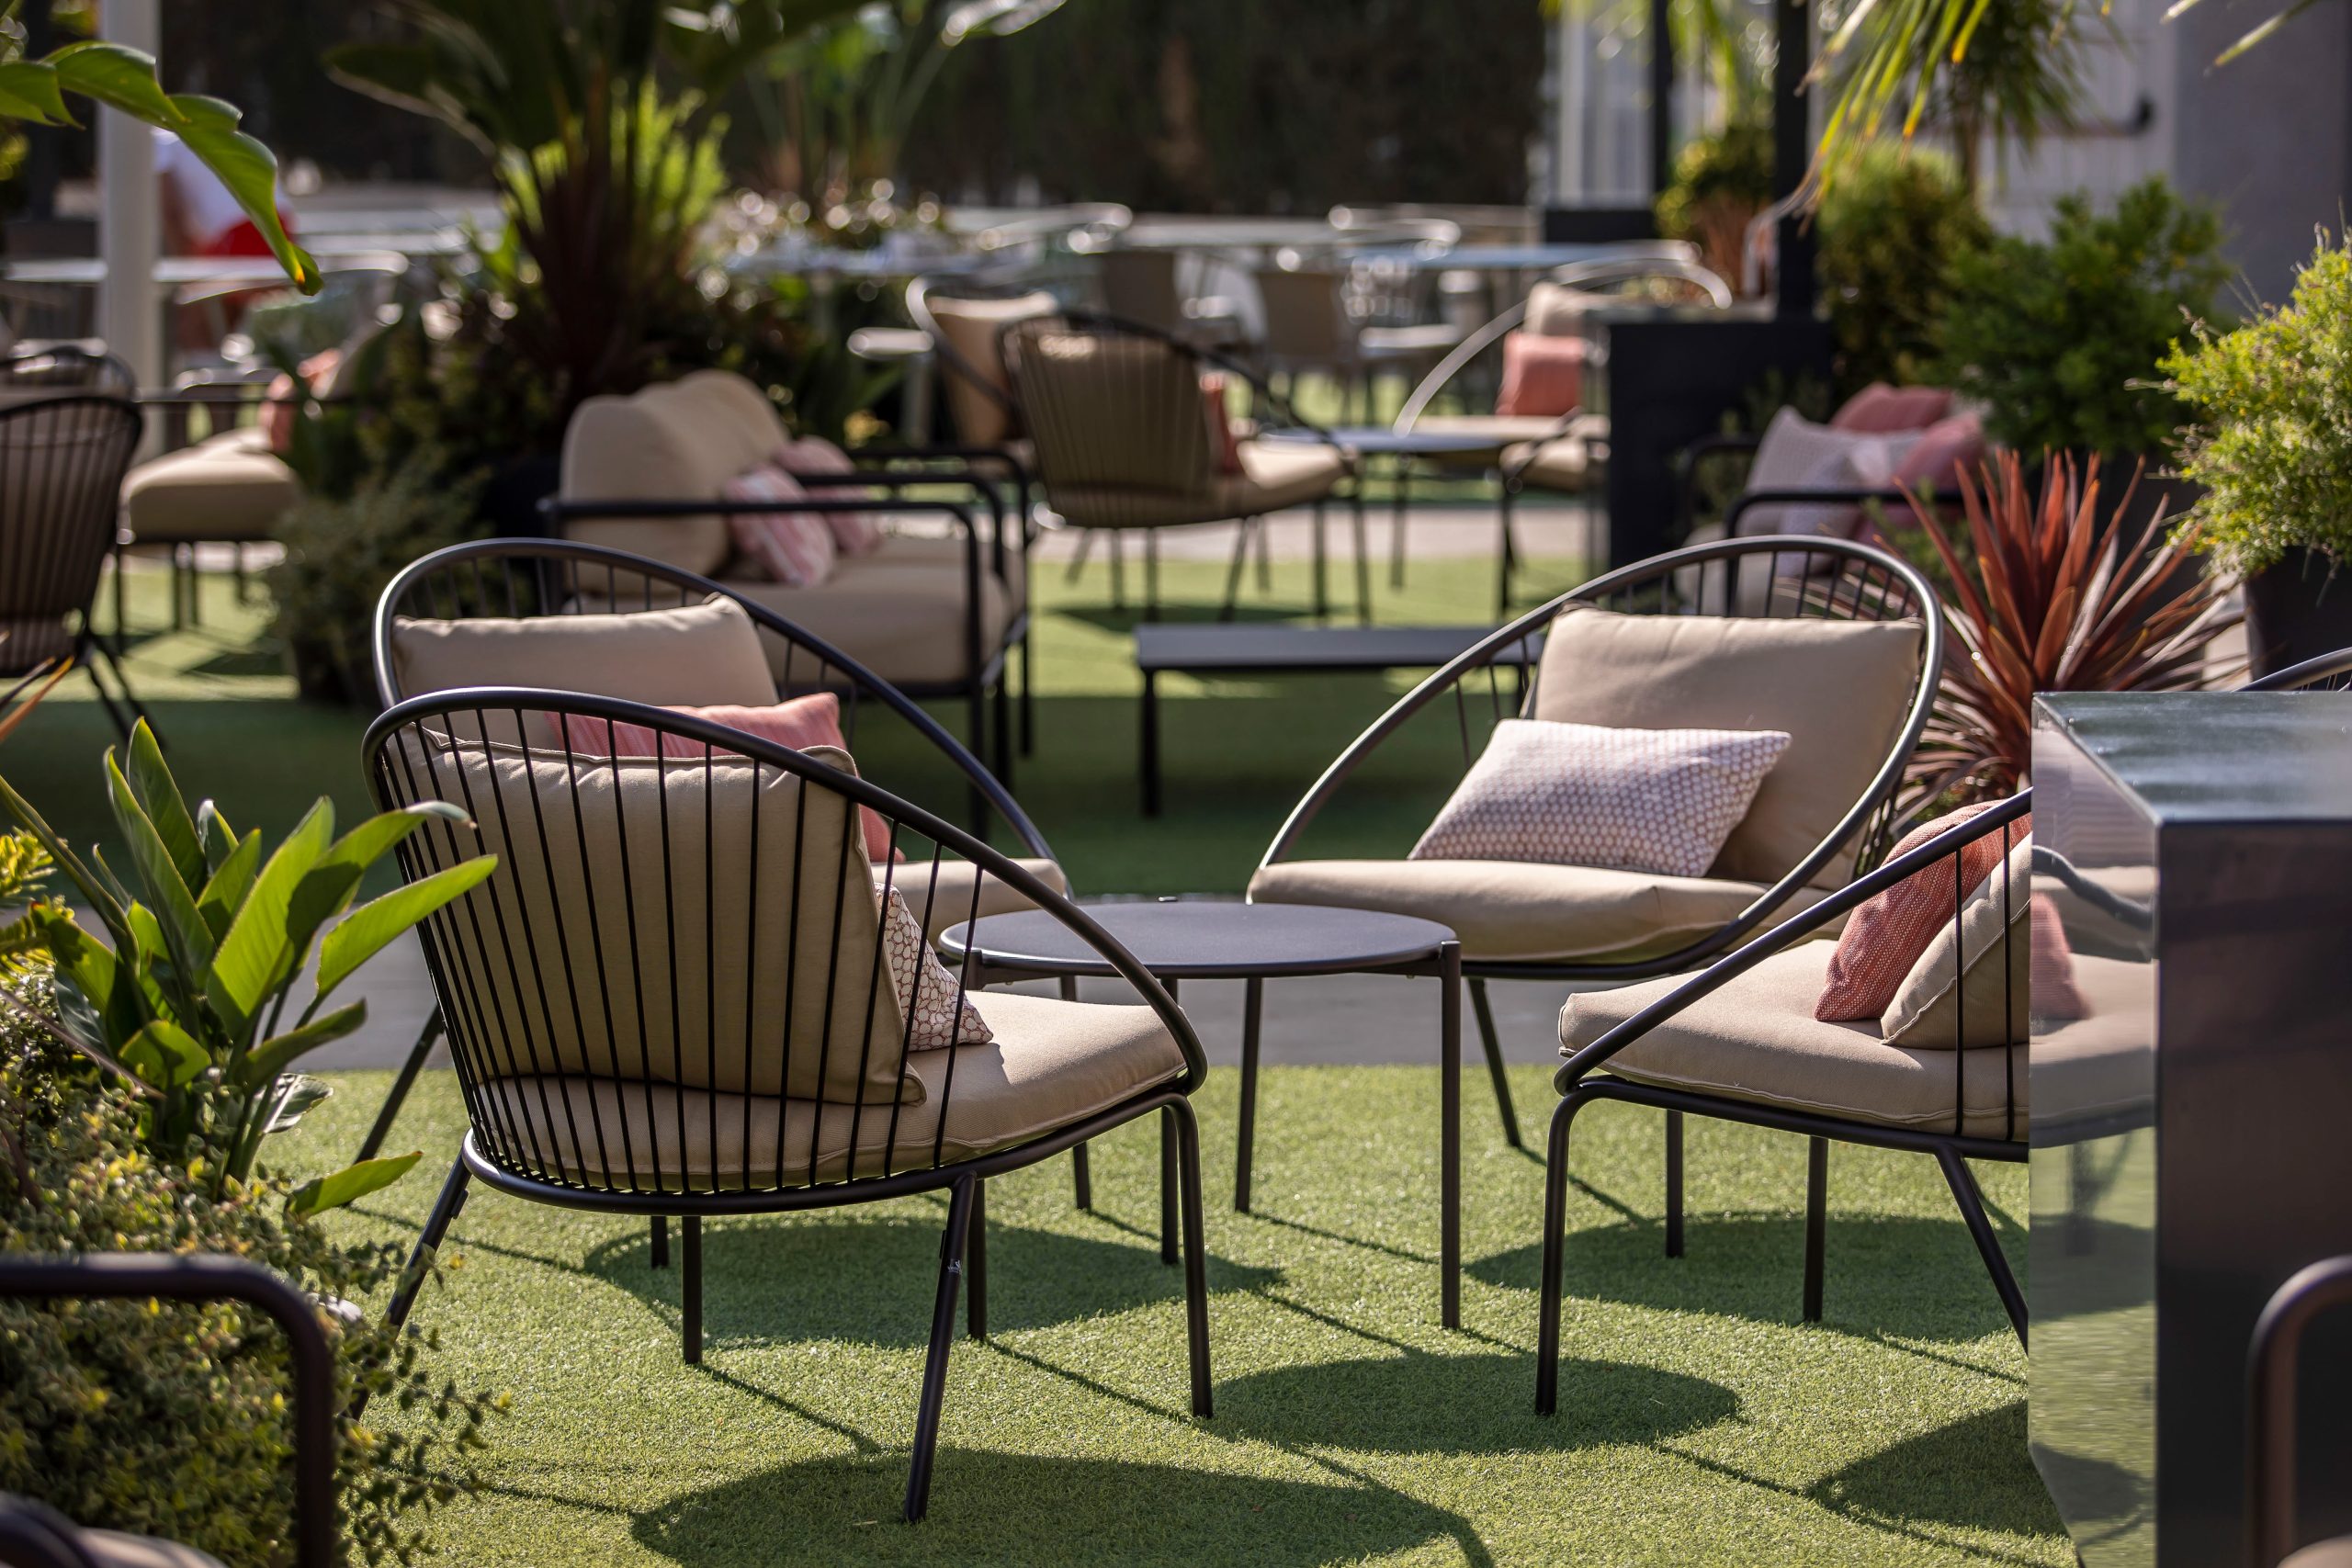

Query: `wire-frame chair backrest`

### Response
(0, 395, 142, 676)
(0, 344, 136, 399)
(372, 538, 1056, 863)
(2244, 647, 2352, 693)
(1095, 248, 1191, 336)
(366, 689, 1198, 1201)
(1261, 535, 1945, 973)
(1254, 263, 1355, 366)
(999, 312, 1222, 503)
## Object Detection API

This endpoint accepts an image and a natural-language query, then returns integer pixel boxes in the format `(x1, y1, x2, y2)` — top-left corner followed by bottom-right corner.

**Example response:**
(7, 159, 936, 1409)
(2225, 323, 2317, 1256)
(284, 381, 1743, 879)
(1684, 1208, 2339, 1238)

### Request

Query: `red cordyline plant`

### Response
(1901, 450, 2241, 805)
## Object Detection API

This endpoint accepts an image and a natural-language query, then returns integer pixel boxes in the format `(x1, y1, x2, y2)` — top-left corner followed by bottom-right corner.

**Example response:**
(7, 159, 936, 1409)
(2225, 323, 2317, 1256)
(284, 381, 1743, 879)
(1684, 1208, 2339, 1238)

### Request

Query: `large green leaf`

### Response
(313, 802, 470, 897)
(197, 800, 239, 874)
(235, 1001, 367, 1089)
(194, 829, 263, 944)
(105, 752, 213, 981)
(39, 910, 150, 1053)
(287, 1151, 421, 1217)
(0, 60, 71, 125)
(119, 1019, 209, 1092)
(0, 770, 131, 948)
(206, 799, 335, 1045)
(126, 722, 207, 898)
(313, 856, 497, 1005)
(264, 1072, 333, 1134)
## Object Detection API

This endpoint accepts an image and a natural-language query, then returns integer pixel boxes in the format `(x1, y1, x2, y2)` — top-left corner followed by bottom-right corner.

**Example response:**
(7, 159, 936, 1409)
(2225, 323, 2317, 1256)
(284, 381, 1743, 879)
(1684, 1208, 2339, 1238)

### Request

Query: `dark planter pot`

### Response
(2245, 549, 2352, 679)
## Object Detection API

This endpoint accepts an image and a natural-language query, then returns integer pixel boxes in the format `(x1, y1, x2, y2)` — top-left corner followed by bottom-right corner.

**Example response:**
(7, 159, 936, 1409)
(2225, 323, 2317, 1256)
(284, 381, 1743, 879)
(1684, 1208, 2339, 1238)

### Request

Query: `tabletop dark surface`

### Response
(1134, 622, 1542, 672)
(940, 897, 1456, 978)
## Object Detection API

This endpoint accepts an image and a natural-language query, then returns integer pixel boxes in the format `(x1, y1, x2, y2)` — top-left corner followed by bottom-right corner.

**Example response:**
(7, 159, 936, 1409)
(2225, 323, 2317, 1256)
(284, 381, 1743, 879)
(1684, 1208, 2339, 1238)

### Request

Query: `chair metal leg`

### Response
(1351, 493, 1373, 626)
(1061, 976, 1091, 1211)
(682, 1216, 704, 1364)
(1390, 459, 1410, 588)
(91, 637, 157, 743)
(386, 1157, 470, 1334)
(1019, 621, 1035, 758)
(1664, 1111, 1684, 1258)
(1166, 1096, 1214, 1416)
(1144, 529, 1161, 618)
(904, 1175, 978, 1524)
(1804, 1136, 1827, 1323)
(356, 1011, 443, 1162)
(1497, 485, 1518, 618)
(967, 1179, 988, 1340)
(1219, 519, 1252, 622)
(1937, 1146, 2028, 1348)
(1440, 941, 1462, 1330)
(1535, 1088, 1595, 1416)
(1235, 975, 1263, 1212)
(1159, 1102, 1180, 1266)
(989, 671, 1013, 795)
(83, 660, 135, 743)
(1110, 529, 1127, 612)
(1253, 507, 1273, 592)
(111, 545, 127, 639)
(1063, 525, 1095, 583)
(1466, 978, 1521, 1148)
(650, 1214, 670, 1269)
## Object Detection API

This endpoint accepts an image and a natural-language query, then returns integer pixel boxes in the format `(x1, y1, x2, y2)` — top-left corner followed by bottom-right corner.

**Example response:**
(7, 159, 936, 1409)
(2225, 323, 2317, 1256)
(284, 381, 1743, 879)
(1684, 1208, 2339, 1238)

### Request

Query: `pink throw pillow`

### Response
(548, 694, 897, 863)
(1889, 412, 1984, 493)
(1816, 804, 2030, 1021)
(2029, 893, 2086, 1021)
(775, 437, 887, 557)
(724, 463, 837, 587)
(1831, 383, 1953, 434)
(1200, 374, 1244, 476)
(259, 348, 342, 454)
(1410, 718, 1791, 879)
(1495, 332, 1587, 418)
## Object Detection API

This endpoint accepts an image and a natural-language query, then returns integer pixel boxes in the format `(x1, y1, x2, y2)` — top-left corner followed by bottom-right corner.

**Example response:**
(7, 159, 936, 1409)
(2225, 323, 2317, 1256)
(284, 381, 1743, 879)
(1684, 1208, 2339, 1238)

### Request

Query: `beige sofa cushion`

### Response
(481, 987, 1184, 1189)
(1881, 835, 2032, 1049)
(387, 596, 777, 743)
(883, 854, 1069, 940)
(1046, 437, 1346, 531)
(1249, 855, 1814, 964)
(1560, 942, 2028, 1139)
(560, 373, 784, 577)
(932, 291, 1056, 446)
(2031, 952, 2150, 1134)
(404, 735, 915, 1111)
(1506, 429, 1606, 494)
(1532, 604, 1924, 888)
(122, 425, 299, 543)
(853, 529, 1029, 612)
(719, 553, 1016, 688)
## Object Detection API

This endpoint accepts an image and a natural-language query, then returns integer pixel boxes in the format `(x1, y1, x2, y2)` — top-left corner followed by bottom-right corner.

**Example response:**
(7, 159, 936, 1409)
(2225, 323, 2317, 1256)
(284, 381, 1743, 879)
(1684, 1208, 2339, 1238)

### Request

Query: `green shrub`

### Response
(1935, 177, 2229, 458)
(1816, 143, 1991, 391)
(1655, 118, 1775, 289)
(2163, 231, 2352, 574)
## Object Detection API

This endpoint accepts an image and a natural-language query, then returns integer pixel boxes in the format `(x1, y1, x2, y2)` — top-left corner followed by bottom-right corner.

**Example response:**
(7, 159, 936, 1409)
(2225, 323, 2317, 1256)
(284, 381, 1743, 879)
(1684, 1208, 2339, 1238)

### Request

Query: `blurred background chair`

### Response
(1097, 245, 1246, 351)
(1251, 251, 1464, 426)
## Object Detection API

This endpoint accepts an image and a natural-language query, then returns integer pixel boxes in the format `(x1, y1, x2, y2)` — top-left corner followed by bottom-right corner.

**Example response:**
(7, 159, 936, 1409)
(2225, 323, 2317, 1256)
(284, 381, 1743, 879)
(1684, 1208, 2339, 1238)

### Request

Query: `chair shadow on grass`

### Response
(1467, 1211, 2025, 1345)
(582, 1210, 1283, 1350)
(631, 1451, 1497, 1568)
(1812, 1401, 2075, 1541)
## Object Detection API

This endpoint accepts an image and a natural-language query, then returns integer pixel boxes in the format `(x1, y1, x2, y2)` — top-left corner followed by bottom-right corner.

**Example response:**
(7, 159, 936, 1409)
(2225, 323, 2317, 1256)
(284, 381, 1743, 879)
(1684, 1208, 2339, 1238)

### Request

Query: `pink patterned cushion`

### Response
(1410, 718, 1791, 878)
(724, 462, 836, 586)
(1200, 374, 1244, 475)
(2030, 893, 2086, 1021)
(1889, 412, 1984, 492)
(1495, 331, 1588, 417)
(1815, 803, 2027, 1021)
(880, 884, 993, 1048)
(1831, 383, 1953, 433)
(548, 694, 898, 863)
(775, 437, 887, 556)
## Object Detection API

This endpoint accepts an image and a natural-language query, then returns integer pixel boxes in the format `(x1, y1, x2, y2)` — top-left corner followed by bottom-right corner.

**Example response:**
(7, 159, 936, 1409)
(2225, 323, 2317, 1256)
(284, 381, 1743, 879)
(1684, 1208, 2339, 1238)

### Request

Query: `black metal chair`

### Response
(366, 688, 1211, 1522)
(358, 539, 1083, 1185)
(0, 394, 151, 740)
(0, 1253, 337, 1568)
(999, 310, 1355, 621)
(2249, 1256, 2352, 1568)
(1535, 793, 2031, 1413)
(1252, 535, 1943, 1151)
(2245, 647, 2352, 693)
(0, 345, 135, 397)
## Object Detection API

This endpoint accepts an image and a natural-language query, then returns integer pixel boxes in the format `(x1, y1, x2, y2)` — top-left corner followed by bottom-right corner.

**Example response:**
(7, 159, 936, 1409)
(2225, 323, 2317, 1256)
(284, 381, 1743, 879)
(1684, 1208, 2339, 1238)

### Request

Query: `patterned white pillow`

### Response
(1410, 719, 1792, 878)
(879, 884, 993, 1050)
(724, 462, 837, 587)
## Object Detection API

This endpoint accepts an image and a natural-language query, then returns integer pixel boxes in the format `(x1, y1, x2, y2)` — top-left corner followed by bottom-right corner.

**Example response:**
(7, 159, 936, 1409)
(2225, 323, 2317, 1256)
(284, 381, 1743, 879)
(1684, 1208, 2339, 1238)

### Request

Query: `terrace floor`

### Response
(5, 509, 2063, 1564)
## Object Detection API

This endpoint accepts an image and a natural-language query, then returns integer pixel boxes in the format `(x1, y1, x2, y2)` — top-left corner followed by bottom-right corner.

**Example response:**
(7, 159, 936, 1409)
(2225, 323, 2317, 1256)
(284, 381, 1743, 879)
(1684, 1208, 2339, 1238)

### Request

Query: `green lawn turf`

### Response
(282, 1067, 2062, 1567)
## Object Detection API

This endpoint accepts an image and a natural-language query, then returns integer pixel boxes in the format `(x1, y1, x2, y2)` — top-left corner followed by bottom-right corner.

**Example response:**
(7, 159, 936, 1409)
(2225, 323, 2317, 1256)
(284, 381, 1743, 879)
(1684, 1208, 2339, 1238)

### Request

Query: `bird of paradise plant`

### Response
(1902, 450, 2239, 804)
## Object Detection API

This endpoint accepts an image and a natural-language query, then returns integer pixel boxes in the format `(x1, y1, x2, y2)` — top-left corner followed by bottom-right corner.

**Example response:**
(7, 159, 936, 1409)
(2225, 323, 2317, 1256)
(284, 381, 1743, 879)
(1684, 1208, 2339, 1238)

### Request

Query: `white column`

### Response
(97, 0, 162, 391)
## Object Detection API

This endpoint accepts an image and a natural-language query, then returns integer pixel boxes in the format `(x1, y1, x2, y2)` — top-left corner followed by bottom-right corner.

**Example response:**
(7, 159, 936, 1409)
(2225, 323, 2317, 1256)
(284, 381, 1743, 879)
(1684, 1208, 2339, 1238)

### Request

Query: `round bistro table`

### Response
(942, 897, 1470, 1327)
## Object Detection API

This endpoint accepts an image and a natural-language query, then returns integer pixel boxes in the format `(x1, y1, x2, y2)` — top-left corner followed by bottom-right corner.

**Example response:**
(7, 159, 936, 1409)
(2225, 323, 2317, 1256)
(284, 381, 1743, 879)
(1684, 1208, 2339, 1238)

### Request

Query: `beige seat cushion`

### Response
(1249, 856, 1813, 964)
(854, 529, 1029, 612)
(1532, 604, 1925, 888)
(1559, 942, 2029, 1138)
(720, 554, 1016, 688)
(122, 425, 300, 543)
(399, 736, 915, 1118)
(1046, 437, 1346, 531)
(2031, 953, 2150, 1134)
(482, 987, 1184, 1188)
(883, 855, 1069, 940)
(2283, 1539, 2352, 1568)
(1506, 431, 1606, 493)
(80, 1530, 227, 1568)
(931, 291, 1056, 446)
(387, 596, 778, 743)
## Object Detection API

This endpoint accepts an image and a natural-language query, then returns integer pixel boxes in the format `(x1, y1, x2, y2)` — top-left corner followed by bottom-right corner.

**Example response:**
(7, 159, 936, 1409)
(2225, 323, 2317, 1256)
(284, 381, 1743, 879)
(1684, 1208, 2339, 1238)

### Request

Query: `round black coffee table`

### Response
(942, 897, 1469, 1327)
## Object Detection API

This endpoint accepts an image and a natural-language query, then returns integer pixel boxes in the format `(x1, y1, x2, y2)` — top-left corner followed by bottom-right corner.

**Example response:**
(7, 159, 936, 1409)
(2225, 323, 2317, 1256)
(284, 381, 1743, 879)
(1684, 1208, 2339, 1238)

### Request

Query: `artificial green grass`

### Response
(288, 1067, 2063, 1566)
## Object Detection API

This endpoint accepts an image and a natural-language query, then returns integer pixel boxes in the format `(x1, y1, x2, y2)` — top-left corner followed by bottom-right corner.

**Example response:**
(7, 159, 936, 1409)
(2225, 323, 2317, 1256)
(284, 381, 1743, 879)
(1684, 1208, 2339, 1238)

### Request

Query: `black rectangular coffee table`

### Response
(1134, 623, 1542, 815)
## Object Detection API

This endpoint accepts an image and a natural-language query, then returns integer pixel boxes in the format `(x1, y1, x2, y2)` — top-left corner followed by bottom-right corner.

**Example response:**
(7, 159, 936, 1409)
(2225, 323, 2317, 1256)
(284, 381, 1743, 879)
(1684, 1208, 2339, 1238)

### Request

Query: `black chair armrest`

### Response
(1674, 433, 1763, 540)
(2251, 1256, 2352, 1568)
(1721, 487, 1917, 537)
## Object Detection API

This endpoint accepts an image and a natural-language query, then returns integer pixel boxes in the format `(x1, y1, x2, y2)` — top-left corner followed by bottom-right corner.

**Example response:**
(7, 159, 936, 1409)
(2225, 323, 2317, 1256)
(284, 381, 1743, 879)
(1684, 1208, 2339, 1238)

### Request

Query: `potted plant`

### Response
(1815, 142, 1989, 393)
(2163, 231, 2352, 675)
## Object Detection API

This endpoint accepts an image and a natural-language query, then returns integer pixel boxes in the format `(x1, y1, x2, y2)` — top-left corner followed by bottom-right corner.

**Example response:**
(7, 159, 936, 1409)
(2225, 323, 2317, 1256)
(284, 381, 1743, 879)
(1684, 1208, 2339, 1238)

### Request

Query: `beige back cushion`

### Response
(1882, 836, 2032, 1048)
(1016, 331, 1214, 494)
(1531, 604, 1923, 887)
(560, 374, 784, 576)
(406, 735, 915, 1110)
(931, 291, 1055, 446)
(388, 596, 777, 743)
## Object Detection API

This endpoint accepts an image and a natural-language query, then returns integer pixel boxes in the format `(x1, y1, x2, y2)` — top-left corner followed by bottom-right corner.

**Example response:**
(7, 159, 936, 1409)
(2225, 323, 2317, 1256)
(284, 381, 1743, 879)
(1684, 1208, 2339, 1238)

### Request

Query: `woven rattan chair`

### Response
(367, 689, 1211, 1522)
(1250, 536, 1941, 1216)
(359, 540, 1087, 1184)
(1000, 310, 1352, 620)
(1536, 794, 2034, 1412)
(0, 394, 150, 739)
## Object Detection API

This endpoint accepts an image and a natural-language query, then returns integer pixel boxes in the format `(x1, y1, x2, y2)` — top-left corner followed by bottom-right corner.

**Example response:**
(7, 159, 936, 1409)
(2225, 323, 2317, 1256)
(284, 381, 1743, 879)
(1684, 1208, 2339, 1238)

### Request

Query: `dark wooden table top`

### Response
(940, 897, 1455, 980)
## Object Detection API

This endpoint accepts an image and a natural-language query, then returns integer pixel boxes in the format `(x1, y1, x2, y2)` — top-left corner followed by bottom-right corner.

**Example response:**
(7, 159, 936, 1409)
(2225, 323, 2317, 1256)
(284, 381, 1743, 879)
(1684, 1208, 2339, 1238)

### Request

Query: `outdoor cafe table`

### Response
(941, 897, 1469, 1325)
(1258, 424, 1506, 623)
